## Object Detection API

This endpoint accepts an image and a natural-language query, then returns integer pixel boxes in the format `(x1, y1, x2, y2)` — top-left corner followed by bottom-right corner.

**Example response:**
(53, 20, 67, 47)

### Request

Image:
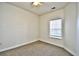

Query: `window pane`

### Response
(49, 19, 62, 39)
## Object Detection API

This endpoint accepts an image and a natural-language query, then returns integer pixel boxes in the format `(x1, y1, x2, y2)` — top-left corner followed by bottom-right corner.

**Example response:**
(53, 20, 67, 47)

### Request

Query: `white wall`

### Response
(76, 3, 79, 55)
(40, 9, 64, 47)
(0, 3, 39, 50)
(64, 3, 77, 54)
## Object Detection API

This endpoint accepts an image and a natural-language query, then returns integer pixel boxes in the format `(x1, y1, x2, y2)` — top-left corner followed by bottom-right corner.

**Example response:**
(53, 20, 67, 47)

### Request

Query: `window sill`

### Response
(49, 37, 62, 40)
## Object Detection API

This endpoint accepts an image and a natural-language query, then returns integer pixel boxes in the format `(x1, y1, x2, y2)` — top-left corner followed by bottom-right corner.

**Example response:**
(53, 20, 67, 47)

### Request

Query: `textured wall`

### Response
(64, 3, 77, 54)
(0, 3, 39, 50)
(40, 9, 64, 47)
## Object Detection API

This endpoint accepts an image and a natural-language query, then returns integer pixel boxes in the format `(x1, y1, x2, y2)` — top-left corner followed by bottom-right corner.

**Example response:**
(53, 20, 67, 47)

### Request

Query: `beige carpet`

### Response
(0, 41, 72, 56)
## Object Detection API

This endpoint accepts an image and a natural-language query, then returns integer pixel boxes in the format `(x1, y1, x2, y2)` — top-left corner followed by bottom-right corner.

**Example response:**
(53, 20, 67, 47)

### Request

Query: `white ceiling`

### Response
(8, 2, 68, 15)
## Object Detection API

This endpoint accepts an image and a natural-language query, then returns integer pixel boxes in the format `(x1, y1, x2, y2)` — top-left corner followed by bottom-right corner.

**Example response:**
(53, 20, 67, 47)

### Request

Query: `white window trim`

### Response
(48, 18, 64, 40)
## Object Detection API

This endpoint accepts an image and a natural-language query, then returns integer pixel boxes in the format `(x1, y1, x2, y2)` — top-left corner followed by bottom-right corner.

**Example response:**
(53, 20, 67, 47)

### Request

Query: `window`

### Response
(49, 18, 62, 39)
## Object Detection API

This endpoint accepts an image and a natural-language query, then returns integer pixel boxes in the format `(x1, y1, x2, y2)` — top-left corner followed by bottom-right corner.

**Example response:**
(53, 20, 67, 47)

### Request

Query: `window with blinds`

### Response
(49, 19, 62, 39)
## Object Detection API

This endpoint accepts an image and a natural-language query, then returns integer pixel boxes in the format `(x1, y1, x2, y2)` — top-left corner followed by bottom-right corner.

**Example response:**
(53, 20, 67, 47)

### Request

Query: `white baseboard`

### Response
(0, 39, 38, 52)
(63, 47, 76, 56)
(39, 39, 76, 56)
(0, 38, 76, 56)
(40, 39, 64, 48)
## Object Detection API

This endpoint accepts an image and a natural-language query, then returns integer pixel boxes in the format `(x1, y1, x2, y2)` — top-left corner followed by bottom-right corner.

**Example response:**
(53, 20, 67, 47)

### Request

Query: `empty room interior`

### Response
(0, 2, 79, 56)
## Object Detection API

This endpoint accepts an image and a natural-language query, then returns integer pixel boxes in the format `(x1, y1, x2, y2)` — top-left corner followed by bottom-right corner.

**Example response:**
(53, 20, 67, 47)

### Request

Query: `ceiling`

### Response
(8, 2, 68, 15)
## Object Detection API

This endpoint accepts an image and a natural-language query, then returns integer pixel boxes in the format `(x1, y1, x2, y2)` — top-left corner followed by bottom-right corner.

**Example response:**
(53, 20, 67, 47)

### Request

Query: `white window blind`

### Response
(49, 19, 62, 39)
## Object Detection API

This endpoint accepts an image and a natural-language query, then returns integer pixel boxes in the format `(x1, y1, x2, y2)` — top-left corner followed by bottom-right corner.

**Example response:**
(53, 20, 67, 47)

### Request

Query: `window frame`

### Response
(48, 18, 63, 40)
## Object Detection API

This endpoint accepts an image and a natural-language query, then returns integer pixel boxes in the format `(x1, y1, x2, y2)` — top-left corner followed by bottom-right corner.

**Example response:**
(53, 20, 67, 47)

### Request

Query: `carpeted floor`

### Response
(0, 41, 72, 56)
